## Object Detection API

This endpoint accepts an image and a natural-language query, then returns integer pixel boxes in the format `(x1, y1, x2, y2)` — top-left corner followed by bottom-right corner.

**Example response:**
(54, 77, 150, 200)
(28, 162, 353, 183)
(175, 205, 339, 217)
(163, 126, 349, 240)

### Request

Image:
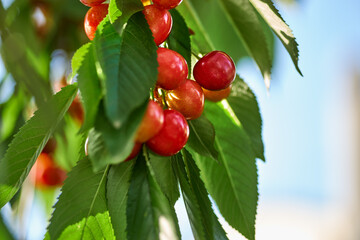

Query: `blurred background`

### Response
(1, 0, 360, 239)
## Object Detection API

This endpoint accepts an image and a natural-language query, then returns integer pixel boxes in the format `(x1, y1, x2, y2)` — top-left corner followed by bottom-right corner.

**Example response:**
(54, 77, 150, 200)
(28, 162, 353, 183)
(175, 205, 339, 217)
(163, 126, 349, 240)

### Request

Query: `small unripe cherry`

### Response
(152, 0, 183, 9)
(80, 0, 105, 7)
(157, 47, 188, 90)
(165, 79, 204, 120)
(193, 51, 236, 90)
(203, 85, 232, 102)
(125, 142, 143, 161)
(146, 109, 189, 156)
(143, 5, 172, 45)
(84, 4, 109, 40)
(135, 100, 164, 143)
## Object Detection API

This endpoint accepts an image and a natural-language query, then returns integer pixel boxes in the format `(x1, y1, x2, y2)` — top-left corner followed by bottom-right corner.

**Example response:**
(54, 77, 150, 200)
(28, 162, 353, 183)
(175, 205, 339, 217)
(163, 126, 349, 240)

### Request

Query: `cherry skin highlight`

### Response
(146, 109, 189, 156)
(157, 47, 188, 90)
(135, 100, 164, 143)
(203, 85, 232, 102)
(80, 0, 105, 7)
(84, 4, 108, 40)
(165, 79, 204, 120)
(193, 51, 236, 90)
(152, 0, 183, 9)
(143, 5, 172, 45)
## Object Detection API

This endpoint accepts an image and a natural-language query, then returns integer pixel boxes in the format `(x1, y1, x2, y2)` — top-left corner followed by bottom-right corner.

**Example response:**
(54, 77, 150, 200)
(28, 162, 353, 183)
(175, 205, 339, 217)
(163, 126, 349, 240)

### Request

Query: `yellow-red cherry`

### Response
(157, 47, 188, 90)
(152, 0, 183, 9)
(146, 109, 189, 156)
(84, 4, 108, 40)
(143, 5, 172, 45)
(165, 79, 204, 120)
(193, 51, 236, 90)
(203, 85, 232, 102)
(135, 100, 164, 143)
(80, 0, 105, 7)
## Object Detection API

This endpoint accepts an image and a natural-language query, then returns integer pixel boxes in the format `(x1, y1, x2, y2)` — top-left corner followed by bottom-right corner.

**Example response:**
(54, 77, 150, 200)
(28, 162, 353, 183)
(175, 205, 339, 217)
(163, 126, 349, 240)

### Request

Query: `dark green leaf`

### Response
(70, 43, 91, 79)
(217, 0, 272, 82)
(174, 150, 228, 240)
(75, 43, 102, 132)
(89, 101, 147, 171)
(148, 152, 180, 206)
(167, 9, 191, 72)
(48, 158, 109, 240)
(126, 156, 180, 240)
(107, 160, 135, 239)
(109, 0, 143, 26)
(187, 115, 218, 161)
(0, 85, 77, 208)
(248, 0, 302, 75)
(194, 102, 258, 240)
(110, 12, 158, 127)
(227, 77, 264, 160)
(57, 212, 115, 240)
(93, 18, 122, 126)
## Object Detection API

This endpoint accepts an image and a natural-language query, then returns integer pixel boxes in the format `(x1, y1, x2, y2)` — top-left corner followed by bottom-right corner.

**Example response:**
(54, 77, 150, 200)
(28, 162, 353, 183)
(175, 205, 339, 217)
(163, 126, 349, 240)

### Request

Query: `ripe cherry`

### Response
(193, 51, 236, 90)
(43, 138, 57, 154)
(157, 47, 188, 90)
(69, 96, 84, 124)
(30, 153, 67, 188)
(165, 79, 204, 120)
(203, 85, 232, 102)
(143, 5, 172, 45)
(80, 0, 105, 7)
(146, 109, 189, 156)
(152, 0, 183, 9)
(125, 142, 143, 161)
(135, 100, 164, 143)
(84, 4, 108, 40)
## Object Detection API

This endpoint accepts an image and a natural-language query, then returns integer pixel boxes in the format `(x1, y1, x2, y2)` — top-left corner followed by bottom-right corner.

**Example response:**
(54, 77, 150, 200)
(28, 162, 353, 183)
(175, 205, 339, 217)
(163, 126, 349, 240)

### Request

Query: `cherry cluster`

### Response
(29, 139, 67, 188)
(80, 0, 236, 158)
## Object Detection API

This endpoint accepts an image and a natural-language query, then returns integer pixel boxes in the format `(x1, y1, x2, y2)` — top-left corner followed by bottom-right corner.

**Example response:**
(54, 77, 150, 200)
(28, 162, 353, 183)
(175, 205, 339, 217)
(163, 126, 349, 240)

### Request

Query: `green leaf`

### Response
(109, 0, 143, 25)
(148, 152, 180, 206)
(110, 12, 158, 127)
(107, 160, 135, 239)
(248, 0, 302, 75)
(167, 9, 191, 72)
(93, 18, 122, 126)
(0, 214, 14, 240)
(194, 102, 258, 240)
(0, 90, 26, 141)
(174, 150, 228, 240)
(89, 101, 147, 171)
(58, 212, 115, 240)
(75, 44, 102, 132)
(70, 43, 92, 79)
(216, 0, 272, 82)
(227, 77, 264, 160)
(187, 115, 218, 161)
(0, 85, 77, 208)
(48, 158, 109, 240)
(126, 156, 180, 240)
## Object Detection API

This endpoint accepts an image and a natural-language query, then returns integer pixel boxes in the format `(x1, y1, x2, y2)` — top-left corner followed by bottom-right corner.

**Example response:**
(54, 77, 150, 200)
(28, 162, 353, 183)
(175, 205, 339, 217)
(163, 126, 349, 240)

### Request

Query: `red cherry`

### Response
(203, 85, 232, 102)
(146, 109, 189, 156)
(152, 0, 183, 9)
(125, 142, 143, 161)
(193, 51, 236, 90)
(80, 0, 105, 7)
(84, 4, 108, 40)
(42, 138, 57, 154)
(68, 96, 84, 125)
(135, 100, 164, 143)
(165, 79, 204, 120)
(30, 153, 66, 188)
(143, 5, 172, 45)
(157, 47, 188, 90)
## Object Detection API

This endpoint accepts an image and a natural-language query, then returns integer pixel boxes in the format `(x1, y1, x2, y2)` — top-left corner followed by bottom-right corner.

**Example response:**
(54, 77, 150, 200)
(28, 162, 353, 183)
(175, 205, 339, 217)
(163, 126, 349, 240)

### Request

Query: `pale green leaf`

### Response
(0, 85, 77, 208)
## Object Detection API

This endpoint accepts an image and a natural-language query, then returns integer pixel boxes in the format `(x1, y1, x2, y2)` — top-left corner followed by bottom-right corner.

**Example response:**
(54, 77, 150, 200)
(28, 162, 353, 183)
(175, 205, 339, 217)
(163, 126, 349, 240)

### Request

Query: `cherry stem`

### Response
(191, 51, 201, 60)
(161, 89, 168, 109)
